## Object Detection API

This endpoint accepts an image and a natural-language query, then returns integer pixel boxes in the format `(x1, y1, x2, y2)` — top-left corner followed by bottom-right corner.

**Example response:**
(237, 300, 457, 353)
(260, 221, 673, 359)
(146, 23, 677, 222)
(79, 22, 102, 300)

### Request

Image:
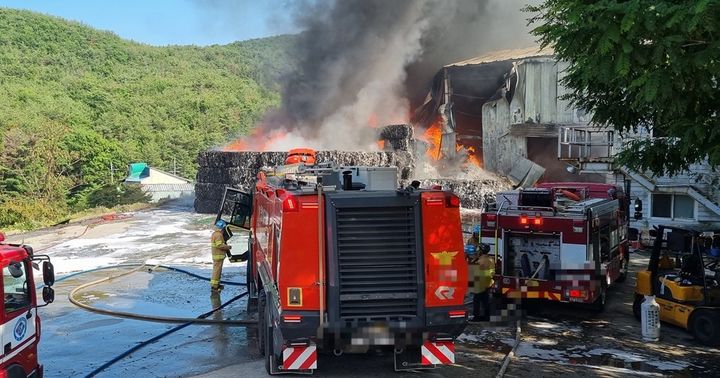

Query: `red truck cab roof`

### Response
(0, 244, 29, 268)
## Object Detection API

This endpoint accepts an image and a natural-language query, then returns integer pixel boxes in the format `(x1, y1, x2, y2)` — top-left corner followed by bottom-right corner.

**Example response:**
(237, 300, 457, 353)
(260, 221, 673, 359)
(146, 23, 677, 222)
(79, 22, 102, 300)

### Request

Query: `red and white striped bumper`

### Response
(421, 341, 455, 365)
(282, 344, 317, 370)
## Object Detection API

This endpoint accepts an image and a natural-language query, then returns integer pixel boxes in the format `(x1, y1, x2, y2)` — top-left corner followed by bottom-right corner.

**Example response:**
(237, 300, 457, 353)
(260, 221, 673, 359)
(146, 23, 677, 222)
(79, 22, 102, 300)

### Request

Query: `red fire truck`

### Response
(217, 157, 468, 374)
(0, 232, 55, 378)
(480, 183, 629, 311)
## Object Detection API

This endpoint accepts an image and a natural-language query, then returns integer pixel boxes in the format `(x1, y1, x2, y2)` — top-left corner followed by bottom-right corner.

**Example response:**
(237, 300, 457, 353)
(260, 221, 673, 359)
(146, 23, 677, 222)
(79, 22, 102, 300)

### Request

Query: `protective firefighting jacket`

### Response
(211, 230, 230, 261)
(469, 254, 494, 294)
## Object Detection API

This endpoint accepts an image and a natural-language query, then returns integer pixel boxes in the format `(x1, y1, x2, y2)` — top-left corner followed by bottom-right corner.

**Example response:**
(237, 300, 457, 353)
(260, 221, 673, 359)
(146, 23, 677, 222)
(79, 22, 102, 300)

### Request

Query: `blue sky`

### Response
(0, 0, 297, 46)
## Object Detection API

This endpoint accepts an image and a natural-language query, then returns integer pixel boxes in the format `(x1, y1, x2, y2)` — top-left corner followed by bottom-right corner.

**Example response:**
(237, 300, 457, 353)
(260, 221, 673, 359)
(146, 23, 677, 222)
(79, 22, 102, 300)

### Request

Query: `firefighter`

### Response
(467, 225, 480, 249)
(211, 220, 232, 291)
(469, 235, 494, 322)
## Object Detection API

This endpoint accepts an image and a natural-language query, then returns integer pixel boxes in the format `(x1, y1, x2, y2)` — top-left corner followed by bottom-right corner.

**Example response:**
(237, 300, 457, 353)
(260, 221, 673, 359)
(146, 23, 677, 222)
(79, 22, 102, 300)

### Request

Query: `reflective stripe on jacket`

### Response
(211, 230, 229, 260)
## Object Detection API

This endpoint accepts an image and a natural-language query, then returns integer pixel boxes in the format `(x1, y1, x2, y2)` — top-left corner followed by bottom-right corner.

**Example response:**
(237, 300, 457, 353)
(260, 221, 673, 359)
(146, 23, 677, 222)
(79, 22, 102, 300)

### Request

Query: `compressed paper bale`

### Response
(194, 149, 418, 213)
(194, 182, 229, 202)
(194, 199, 221, 214)
(418, 178, 511, 209)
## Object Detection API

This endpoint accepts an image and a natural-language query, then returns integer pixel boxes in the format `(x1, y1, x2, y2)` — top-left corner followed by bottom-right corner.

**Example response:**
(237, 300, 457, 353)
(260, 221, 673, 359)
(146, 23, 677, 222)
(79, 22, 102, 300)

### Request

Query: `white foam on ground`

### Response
(586, 348, 690, 371)
(515, 342, 566, 360)
(41, 207, 216, 275)
(52, 256, 124, 274)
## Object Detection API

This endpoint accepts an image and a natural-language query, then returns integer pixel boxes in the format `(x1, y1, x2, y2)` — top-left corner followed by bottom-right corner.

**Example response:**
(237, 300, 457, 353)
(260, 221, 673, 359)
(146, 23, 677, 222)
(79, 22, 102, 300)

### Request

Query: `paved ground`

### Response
(11, 203, 720, 377)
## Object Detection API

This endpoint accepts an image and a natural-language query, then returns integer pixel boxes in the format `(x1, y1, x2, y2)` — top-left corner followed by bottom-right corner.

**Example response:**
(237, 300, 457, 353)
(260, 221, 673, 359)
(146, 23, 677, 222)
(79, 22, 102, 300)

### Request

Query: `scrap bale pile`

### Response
(194, 123, 509, 213)
(418, 178, 511, 210)
(194, 150, 414, 213)
(194, 151, 287, 213)
(379, 124, 414, 153)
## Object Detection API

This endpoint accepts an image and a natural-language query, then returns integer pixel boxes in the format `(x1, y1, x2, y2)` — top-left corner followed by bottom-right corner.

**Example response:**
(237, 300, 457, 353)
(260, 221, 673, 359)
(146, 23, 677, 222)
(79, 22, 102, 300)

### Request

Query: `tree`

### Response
(0, 9, 292, 228)
(527, 0, 720, 176)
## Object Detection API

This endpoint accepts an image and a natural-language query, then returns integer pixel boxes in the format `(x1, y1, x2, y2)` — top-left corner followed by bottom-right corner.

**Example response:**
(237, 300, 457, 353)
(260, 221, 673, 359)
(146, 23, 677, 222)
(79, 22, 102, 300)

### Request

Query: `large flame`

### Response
(419, 118, 443, 160)
(223, 111, 482, 169)
(224, 129, 289, 151)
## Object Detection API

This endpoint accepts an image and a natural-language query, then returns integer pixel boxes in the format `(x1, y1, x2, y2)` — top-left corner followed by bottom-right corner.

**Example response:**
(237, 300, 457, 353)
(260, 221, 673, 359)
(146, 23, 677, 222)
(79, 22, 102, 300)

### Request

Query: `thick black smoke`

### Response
(263, 0, 538, 151)
(264, 0, 537, 148)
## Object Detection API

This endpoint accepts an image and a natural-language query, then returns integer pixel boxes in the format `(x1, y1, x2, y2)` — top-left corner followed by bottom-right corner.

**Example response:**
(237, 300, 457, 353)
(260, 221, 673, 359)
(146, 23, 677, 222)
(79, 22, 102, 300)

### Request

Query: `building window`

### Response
(651, 194, 695, 219)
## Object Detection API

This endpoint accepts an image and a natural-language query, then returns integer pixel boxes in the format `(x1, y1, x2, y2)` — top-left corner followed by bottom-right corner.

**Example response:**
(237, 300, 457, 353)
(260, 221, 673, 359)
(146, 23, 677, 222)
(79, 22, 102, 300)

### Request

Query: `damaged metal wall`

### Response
(482, 57, 594, 185)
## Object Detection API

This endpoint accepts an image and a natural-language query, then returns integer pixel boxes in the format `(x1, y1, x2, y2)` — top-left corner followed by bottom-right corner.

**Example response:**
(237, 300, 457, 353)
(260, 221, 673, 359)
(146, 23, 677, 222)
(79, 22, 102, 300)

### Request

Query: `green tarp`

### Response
(126, 163, 150, 182)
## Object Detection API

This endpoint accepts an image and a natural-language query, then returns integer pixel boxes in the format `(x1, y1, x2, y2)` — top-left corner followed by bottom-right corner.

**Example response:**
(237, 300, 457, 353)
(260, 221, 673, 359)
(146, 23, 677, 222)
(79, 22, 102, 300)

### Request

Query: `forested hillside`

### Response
(0, 8, 293, 228)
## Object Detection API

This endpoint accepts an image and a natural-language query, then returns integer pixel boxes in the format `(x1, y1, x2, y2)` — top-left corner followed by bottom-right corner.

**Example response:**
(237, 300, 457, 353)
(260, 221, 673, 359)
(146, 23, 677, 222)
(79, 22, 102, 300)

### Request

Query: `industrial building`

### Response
(417, 47, 720, 233)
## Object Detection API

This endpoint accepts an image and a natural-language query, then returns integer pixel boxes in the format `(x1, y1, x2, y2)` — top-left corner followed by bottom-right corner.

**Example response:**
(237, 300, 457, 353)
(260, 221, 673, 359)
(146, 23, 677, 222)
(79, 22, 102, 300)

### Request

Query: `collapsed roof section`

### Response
(414, 46, 603, 187)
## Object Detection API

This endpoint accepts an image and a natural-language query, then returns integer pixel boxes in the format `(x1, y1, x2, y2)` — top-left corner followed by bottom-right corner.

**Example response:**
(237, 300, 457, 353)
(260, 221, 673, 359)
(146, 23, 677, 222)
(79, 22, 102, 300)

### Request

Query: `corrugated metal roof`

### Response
(445, 46, 554, 67)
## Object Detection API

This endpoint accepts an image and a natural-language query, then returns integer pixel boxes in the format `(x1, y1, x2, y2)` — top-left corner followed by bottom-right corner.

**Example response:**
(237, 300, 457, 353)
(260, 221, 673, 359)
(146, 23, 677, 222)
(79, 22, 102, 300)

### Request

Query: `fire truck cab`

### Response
(0, 232, 55, 378)
(480, 183, 629, 311)
(217, 159, 468, 374)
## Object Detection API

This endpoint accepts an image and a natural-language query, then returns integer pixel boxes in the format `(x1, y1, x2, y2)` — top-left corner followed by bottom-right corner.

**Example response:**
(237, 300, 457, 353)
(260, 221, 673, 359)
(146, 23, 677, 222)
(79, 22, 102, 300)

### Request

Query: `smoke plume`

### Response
(253, 0, 539, 151)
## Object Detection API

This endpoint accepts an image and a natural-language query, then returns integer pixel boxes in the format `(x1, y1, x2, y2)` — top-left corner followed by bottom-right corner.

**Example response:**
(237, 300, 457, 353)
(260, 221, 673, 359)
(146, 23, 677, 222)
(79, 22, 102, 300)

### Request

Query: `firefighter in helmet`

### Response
(211, 220, 232, 291)
(467, 225, 480, 249)
(467, 226, 494, 321)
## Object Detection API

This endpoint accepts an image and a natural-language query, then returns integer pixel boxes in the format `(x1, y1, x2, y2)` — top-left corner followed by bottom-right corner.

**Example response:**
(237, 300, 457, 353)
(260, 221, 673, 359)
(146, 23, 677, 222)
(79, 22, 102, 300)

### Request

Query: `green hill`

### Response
(0, 8, 293, 228)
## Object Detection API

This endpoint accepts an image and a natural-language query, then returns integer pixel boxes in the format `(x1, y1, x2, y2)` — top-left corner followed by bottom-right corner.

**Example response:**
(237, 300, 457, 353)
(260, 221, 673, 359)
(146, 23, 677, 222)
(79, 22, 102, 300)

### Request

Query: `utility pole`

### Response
(110, 162, 119, 184)
(173, 157, 177, 175)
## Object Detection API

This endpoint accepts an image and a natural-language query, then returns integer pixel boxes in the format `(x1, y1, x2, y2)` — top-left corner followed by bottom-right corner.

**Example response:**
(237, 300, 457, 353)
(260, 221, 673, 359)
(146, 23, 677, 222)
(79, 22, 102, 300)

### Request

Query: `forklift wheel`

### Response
(689, 309, 720, 346)
(590, 283, 607, 312)
(617, 256, 630, 283)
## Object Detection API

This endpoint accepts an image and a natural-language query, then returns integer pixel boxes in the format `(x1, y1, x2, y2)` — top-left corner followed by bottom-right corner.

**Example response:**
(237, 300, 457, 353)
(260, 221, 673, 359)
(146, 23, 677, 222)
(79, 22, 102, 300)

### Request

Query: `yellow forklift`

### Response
(633, 225, 720, 345)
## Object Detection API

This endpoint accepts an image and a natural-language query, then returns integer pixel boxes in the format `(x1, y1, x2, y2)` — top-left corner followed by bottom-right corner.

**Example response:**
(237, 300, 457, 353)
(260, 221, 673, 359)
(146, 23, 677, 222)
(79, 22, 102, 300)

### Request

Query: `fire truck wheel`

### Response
(617, 256, 630, 283)
(258, 289, 267, 356)
(590, 283, 607, 312)
(264, 304, 279, 374)
(632, 295, 642, 320)
(689, 309, 720, 346)
(246, 256, 257, 311)
(6, 364, 25, 378)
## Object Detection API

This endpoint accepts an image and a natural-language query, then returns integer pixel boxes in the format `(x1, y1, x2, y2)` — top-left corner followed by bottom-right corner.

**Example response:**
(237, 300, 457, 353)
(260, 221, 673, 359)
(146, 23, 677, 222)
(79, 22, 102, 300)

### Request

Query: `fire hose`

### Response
(52, 263, 256, 377)
(66, 263, 255, 325)
(495, 319, 522, 378)
(84, 291, 250, 378)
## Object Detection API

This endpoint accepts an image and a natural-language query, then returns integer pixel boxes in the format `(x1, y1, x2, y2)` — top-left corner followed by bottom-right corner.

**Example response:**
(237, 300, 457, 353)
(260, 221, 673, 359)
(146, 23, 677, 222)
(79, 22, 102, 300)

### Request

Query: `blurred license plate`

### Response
(351, 326, 393, 345)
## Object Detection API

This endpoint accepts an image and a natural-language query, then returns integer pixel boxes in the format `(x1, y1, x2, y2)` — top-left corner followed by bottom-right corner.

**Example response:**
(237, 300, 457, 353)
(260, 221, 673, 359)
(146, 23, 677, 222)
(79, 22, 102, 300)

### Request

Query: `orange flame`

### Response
(419, 118, 443, 160)
(368, 113, 379, 128)
(465, 146, 482, 167)
(224, 129, 288, 151)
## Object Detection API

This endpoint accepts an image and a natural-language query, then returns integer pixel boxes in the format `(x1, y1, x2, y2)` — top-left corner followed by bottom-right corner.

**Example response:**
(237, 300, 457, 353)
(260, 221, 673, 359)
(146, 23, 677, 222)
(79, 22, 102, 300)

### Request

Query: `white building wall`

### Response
(478, 54, 720, 233)
(140, 169, 190, 185)
(482, 97, 525, 175)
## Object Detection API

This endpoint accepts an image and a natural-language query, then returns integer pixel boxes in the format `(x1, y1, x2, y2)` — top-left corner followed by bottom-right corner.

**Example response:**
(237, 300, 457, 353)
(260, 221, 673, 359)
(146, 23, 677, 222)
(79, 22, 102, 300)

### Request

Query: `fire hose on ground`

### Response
(85, 290, 250, 378)
(495, 319, 522, 378)
(65, 263, 256, 325)
(49, 263, 256, 377)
